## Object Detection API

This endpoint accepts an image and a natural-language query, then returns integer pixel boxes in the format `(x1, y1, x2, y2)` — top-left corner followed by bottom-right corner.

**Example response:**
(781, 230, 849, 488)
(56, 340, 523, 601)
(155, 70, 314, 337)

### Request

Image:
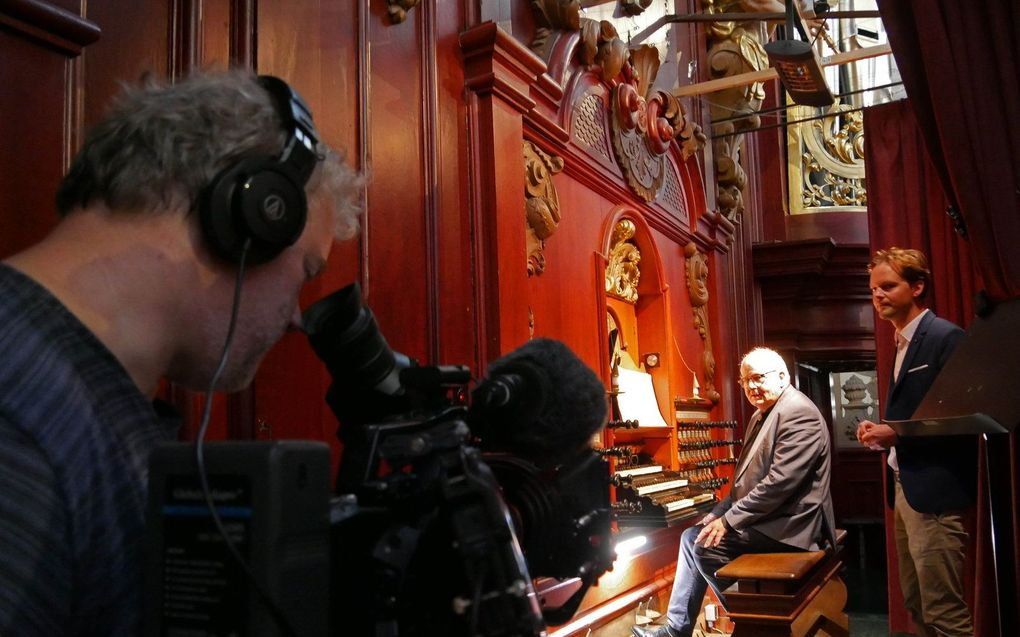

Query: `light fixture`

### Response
(764, 0, 834, 107)
(643, 352, 661, 369)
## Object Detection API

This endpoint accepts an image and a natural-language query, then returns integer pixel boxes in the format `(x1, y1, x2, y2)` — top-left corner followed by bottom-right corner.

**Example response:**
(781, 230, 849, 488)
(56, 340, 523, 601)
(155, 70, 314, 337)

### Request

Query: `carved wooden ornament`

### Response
(685, 242, 720, 403)
(386, 0, 420, 24)
(524, 141, 565, 276)
(703, 0, 779, 221)
(606, 219, 641, 304)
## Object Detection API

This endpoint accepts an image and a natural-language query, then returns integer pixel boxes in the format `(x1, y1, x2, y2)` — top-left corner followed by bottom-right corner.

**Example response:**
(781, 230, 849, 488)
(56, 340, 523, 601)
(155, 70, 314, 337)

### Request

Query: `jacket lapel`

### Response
(734, 387, 788, 482)
(889, 311, 934, 402)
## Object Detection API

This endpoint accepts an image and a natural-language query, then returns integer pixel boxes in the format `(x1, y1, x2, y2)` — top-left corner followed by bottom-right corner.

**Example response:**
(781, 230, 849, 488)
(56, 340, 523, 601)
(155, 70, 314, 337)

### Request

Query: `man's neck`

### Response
(891, 304, 925, 332)
(4, 207, 202, 396)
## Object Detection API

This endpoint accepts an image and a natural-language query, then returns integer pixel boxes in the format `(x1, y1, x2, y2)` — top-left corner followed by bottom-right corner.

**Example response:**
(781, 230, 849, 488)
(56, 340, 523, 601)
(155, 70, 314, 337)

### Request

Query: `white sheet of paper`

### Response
(616, 367, 669, 427)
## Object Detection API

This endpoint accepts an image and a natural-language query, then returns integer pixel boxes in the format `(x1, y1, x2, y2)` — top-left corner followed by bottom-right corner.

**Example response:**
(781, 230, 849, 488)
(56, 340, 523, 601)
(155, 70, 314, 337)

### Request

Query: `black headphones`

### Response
(200, 75, 320, 265)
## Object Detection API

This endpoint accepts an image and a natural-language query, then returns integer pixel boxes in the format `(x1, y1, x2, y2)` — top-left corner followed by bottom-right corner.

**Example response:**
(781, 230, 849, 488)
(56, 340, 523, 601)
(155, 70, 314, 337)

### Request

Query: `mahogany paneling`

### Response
(832, 450, 886, 522)
(753, 239, 875, 360)
(431, 2, 476, 371)
(80, 1, 170, 127)
(0, 24, 69, 257)
(250, 0, 362, 459)
(787, 209, 870, 245)
(0, 0, 99, 55)
(462, 22, 544, 363)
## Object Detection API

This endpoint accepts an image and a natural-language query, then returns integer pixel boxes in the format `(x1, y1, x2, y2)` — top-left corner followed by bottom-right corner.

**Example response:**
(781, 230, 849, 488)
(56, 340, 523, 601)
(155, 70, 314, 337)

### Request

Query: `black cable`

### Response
(194, 237, 300, 637)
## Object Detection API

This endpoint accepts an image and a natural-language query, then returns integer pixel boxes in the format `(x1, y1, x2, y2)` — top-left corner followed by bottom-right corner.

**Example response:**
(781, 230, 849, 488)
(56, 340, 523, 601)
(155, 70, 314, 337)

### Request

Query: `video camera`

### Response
(308, 283, 615, 636)
(146, 283, 615, 636)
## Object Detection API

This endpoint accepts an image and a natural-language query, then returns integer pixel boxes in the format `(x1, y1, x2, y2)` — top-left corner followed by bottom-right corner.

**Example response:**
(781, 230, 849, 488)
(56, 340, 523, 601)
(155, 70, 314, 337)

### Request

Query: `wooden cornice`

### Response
(753, 238, 870, 280)
(0, 0, 101, 55)
(461, 21, 546, 115)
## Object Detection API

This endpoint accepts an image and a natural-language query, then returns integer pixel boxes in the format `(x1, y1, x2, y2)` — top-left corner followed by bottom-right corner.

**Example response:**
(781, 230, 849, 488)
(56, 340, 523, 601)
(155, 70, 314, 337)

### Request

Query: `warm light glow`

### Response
(615, 534, 648, 559)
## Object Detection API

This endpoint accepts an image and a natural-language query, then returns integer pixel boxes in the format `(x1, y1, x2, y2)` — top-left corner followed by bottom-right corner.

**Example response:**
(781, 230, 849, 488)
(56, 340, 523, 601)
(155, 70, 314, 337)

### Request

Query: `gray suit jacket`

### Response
(713, 385, 836, 551)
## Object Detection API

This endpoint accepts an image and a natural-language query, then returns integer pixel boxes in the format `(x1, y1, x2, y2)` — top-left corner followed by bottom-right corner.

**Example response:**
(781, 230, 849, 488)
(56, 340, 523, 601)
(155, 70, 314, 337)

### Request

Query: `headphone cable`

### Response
(194, 237, 300, 637)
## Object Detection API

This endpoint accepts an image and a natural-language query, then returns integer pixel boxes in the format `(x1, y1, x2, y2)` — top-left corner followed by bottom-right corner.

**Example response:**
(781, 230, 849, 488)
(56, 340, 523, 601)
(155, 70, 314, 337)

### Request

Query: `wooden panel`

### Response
(753, 240, 875, 359)
(81, 1, 170, 127)
(0, 26, 68, 257)
(251, 0, 360, 460)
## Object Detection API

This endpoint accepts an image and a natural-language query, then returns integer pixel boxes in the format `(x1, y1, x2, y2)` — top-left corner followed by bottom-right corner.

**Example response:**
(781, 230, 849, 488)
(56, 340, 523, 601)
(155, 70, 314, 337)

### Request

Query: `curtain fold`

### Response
(864, 99, 996, 637)
(878, 0, 1020, 301)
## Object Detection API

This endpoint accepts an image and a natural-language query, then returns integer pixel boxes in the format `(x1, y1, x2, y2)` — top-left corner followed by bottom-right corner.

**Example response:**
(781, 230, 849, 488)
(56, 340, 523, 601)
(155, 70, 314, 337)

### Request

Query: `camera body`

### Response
(145, 284, 615, 636)
(311, 284, 615, 636)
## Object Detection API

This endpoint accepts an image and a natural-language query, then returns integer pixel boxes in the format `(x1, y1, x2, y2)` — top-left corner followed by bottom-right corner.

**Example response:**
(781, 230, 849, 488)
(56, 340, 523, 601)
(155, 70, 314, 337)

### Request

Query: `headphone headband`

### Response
(199, 75, 321, 265)
(257, 75, 320, 186)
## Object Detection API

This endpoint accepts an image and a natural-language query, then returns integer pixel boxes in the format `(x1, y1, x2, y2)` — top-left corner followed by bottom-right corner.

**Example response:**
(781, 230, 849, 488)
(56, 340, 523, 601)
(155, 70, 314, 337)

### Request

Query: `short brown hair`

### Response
(869, 247, 931, 300)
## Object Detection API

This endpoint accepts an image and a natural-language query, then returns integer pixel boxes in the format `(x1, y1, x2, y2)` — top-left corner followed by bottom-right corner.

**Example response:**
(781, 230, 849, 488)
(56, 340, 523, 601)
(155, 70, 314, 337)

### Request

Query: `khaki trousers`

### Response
(894, 478, 973, 637)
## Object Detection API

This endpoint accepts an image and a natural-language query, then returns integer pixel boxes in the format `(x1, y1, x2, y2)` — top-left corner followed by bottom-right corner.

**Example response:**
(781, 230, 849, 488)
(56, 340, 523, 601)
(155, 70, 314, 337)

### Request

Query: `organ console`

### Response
(609, 415, 741, 527)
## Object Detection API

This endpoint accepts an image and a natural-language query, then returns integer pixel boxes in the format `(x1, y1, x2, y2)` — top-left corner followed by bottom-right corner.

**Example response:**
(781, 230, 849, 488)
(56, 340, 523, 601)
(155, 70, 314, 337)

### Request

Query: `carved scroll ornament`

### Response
(528, 5, 706, 203)
(605, 219, 641, 304)
(524, 141, 565, 276)
(595, 26, 703, 202)
(684, 242, 720, 403)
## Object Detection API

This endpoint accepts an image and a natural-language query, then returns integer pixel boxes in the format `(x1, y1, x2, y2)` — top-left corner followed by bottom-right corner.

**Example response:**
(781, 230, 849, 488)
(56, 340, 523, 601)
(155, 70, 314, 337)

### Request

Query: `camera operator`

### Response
(0, 70, 360, 636)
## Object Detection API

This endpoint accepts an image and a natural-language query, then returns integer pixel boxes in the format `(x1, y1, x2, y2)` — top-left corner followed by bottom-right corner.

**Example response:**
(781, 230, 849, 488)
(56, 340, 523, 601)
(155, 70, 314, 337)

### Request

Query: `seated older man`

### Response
(633, 347, 836, 637)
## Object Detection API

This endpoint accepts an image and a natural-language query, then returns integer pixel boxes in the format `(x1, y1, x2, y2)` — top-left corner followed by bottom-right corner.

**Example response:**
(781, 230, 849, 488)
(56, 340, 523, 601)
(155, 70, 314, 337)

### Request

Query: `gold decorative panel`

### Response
(787, 104, 867, 214)
(524, 141, 565, 276)
(605, 219, 641, 304)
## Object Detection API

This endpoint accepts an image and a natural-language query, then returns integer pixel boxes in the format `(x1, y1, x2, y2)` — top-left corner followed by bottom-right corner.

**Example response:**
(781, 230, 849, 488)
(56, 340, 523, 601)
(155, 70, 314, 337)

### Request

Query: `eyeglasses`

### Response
(738, 369, 780, 388)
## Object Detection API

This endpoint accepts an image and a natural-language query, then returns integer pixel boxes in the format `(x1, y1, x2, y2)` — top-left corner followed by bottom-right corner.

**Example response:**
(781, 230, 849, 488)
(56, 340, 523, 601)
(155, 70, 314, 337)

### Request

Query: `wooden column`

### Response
(460, 22, 546, 363)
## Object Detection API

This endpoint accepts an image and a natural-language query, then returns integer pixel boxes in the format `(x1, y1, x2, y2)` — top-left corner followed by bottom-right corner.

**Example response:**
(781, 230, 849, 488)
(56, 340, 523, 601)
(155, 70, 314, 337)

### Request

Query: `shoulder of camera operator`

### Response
(5, 70, 363, 397)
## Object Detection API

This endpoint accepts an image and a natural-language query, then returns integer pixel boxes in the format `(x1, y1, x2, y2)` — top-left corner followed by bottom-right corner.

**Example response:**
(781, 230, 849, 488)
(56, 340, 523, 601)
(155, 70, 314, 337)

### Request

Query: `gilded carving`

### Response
(605, 220, 641, 304)
(788, 104, 867, 212)
(684, 242, 720, 403)
(386, 0, 420, 24)
(524, 141, 565, 276)
(703, 0, 782, 221)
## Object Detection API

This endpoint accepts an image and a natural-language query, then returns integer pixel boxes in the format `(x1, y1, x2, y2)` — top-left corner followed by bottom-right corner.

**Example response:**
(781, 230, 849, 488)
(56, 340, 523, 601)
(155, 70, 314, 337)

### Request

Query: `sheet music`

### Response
(616, 367, 670, 428)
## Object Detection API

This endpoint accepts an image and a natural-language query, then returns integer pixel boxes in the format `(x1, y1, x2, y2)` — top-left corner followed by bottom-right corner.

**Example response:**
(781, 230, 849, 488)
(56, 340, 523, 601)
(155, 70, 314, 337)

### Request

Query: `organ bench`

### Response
(714, 529, 849, 637)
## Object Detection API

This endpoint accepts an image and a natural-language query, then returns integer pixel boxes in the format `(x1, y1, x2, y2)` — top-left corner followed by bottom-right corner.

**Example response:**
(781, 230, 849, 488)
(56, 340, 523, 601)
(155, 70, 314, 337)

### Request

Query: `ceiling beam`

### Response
(629, 10, 881, 46)
(672, 43, 891, 98)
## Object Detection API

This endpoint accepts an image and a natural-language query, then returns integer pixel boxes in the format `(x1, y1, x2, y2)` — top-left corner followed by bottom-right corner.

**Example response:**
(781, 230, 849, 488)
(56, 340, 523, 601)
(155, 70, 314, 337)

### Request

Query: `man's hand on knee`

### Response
(695, 518, 729, 548)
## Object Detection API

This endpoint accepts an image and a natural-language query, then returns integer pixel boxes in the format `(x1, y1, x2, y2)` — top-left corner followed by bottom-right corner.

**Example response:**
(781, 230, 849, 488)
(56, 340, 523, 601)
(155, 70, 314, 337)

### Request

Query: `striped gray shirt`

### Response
(0, 265, 179, 635)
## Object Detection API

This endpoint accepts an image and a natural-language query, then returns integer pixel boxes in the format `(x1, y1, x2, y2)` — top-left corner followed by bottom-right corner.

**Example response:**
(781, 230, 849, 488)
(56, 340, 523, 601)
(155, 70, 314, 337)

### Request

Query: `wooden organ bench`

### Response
(713, 529, 849, 637)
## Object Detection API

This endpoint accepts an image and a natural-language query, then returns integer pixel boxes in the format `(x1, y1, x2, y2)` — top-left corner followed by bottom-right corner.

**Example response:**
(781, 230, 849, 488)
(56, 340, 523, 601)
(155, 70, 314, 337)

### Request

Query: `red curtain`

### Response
(877, 0, 1020, 302)
(864, 100, 998, 636)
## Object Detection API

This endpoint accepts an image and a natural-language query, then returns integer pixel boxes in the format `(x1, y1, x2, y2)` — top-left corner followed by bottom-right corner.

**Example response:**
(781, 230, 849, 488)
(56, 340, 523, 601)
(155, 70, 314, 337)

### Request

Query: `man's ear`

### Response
(911, 279, 925, 298)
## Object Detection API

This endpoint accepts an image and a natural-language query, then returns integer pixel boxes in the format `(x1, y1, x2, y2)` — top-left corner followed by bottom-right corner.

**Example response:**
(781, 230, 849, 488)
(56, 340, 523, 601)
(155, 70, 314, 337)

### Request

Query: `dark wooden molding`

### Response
(461, 21, 545, 114)
(170, 0, 200, 78)
(229, 0, 256, 68)
(754, 239, 875, 359)
(0, 0, 100, 55)
(420, 0, 440, 363)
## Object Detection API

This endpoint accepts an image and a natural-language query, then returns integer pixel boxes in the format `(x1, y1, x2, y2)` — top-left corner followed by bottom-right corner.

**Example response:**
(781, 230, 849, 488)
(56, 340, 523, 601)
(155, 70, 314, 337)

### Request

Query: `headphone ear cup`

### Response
(200, 158, 308, 265)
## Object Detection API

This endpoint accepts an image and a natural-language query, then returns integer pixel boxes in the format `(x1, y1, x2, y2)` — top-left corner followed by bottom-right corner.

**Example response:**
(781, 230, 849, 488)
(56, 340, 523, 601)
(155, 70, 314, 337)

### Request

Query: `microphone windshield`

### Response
(470, 338, 607, 464)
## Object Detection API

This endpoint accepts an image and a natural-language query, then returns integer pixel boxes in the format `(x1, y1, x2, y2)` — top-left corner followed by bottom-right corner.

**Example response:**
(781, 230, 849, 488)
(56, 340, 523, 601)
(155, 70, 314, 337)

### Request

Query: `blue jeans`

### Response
(665, 523, 802, 636)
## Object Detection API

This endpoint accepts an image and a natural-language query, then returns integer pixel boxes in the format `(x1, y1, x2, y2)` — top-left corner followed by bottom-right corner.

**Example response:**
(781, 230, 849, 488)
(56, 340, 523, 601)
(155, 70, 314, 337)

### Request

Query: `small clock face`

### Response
(644, 353, 659, 368)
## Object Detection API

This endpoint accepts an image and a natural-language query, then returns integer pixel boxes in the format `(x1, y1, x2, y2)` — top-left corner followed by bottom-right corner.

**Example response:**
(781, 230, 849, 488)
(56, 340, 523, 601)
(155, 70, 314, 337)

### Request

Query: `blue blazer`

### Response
(885, 311, 976, 513)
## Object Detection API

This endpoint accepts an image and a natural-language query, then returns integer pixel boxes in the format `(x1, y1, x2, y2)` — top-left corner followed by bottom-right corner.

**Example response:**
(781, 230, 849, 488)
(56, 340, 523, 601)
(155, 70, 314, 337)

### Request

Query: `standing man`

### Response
(0, 71, 361, 635)
(633, 347, 835, 637)
(857, 247, 975, 636)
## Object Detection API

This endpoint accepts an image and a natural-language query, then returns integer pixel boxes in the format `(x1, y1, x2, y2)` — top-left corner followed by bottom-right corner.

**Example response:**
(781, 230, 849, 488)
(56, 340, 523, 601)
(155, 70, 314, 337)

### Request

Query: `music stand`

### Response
(885, 297, 1020, 637)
